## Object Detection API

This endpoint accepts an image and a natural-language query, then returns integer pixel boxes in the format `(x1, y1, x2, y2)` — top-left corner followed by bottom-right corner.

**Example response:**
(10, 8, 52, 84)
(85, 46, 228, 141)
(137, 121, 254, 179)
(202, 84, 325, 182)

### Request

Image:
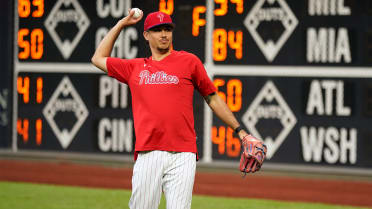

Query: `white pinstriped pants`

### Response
(129, 151, 196, 209)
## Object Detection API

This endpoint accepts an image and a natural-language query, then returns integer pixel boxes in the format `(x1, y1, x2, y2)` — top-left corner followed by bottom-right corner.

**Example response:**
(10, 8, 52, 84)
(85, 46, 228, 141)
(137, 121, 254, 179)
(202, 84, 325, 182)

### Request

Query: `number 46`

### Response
(212, 126, 241, 157)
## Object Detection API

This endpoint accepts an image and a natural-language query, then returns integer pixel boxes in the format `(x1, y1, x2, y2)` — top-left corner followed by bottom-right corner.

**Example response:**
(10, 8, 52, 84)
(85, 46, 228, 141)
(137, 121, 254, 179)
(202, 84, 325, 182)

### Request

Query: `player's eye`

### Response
(151, 28, 161, 32)
(164, 26, 173, 32)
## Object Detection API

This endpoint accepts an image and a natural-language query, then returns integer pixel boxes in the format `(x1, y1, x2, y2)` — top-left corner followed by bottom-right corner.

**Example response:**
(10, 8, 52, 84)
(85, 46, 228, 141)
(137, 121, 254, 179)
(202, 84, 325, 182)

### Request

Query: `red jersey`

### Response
(107, 50, 216, 160)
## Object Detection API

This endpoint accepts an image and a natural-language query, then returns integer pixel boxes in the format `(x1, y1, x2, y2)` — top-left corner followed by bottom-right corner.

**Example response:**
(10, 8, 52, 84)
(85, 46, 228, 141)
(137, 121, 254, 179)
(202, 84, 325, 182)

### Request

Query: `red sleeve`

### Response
(106, 57, 133, 84)
(191, 56, 216, 96)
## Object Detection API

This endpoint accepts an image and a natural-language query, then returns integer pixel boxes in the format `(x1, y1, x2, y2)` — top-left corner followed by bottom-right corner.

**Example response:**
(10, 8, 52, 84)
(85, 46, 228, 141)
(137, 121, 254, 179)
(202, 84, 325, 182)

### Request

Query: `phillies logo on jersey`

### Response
(139, 70, 179, 85)
(157, 13, 164, 22)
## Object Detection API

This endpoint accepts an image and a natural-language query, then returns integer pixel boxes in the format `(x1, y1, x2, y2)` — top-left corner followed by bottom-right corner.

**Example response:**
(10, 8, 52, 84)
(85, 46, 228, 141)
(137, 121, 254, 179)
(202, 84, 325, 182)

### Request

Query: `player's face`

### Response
(144, 25, 173, 53)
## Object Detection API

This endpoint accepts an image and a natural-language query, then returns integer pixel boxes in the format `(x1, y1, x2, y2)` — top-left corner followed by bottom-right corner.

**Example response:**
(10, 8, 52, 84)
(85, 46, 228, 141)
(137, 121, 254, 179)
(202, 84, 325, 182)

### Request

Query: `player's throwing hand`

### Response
(119, 8, 143, 26)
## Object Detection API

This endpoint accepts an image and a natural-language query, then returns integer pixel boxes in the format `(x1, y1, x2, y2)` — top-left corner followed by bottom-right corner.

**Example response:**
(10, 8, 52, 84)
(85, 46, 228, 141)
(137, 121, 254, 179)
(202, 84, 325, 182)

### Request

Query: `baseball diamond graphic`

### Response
(244, 0, 298, 62)
(242, 81, 297, 159)
(43, 76, 89, 149)
(44, 0, 90, 59)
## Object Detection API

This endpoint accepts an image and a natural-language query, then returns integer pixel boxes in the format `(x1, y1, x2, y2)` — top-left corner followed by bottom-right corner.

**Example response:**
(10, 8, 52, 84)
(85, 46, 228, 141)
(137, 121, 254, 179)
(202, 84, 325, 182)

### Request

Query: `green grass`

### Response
(0, 181, 370, 209)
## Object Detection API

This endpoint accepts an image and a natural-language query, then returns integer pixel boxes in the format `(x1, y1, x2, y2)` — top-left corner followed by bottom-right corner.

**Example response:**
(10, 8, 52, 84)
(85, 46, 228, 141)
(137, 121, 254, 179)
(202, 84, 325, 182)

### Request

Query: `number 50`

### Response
(214, 78, 242, 112)
(18, 28, 44, 60)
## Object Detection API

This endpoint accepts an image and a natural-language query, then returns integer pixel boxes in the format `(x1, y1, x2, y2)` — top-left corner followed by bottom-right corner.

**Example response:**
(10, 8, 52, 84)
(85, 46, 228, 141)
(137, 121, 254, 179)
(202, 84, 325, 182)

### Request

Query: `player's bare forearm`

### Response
(91, 22, 123, 72)
(205, 93, 248, 139)
(91, 9, 143, 72)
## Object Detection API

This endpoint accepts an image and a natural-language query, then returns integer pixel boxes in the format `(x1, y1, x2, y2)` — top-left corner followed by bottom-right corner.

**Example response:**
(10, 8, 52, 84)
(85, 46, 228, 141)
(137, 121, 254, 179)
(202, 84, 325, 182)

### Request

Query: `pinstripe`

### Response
(144, 153, 149, 209)
(129, 151, 163, 209)
(183, 154, 188, 207)
(129, 151, 195, 209)
(163, 152, 195, 209)
(177, 153, 184, 208)
(153, 152, 162, 207)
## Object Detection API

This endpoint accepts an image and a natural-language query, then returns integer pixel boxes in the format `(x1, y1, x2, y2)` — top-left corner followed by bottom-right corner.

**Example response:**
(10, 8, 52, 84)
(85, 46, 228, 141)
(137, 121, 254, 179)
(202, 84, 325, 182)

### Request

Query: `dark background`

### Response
(0, 0, 12, 148)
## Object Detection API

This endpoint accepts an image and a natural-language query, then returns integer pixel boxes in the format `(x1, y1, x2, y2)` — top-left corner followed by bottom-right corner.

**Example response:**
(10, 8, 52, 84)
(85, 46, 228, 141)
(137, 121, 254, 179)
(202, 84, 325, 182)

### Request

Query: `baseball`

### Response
(131, 8, 142, 19)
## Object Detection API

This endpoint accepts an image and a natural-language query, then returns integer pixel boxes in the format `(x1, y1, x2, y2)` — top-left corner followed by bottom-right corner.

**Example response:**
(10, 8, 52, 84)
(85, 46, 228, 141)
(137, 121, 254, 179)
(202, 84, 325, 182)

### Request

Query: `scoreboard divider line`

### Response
(15, 64, 372, 77)
(15, 63, 103, 73)
(200, 0, 215, 164)
(12, 0, 19, 152)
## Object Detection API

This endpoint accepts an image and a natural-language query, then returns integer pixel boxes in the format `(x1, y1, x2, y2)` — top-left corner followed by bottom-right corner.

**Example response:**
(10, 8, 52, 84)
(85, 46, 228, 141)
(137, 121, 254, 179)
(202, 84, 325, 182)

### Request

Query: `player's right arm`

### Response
(91, 9, 143, 73)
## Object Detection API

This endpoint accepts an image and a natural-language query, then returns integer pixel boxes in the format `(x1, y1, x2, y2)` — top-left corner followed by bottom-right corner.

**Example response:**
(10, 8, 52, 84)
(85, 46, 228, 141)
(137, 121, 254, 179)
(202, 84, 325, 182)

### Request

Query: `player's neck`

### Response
(151, 48, 172, 61)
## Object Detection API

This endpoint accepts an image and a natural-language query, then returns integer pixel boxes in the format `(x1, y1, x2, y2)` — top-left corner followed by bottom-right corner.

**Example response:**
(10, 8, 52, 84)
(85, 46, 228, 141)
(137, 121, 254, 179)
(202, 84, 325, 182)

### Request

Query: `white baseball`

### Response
(131, 8, 142, 19)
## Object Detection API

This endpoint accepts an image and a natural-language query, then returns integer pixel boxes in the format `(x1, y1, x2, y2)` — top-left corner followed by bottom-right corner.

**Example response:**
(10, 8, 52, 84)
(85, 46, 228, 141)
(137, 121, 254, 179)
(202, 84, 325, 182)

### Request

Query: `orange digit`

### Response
(230, 0, 244, 14)
(30, 29, 43, 59)
(18, 29, 30, 59)
(226, 127, 241, 157)
(159, 0, 174, 15)
(17, 76, 30, 104)
(32, 0, 44, 17)
(227, 79, 242, 112)
(228, 30, 243, 59)
(17, 118, 29, 143)
(212, 126, 226, 154)
(213, 79, 226, 102)
(214, 0, 228, 16)
(36, 77, 43, 103)
(18, 0, 31, 18)
(192, 6, 206, 37)
(213, 29, 227, 61)
(36, 118, 42, 145)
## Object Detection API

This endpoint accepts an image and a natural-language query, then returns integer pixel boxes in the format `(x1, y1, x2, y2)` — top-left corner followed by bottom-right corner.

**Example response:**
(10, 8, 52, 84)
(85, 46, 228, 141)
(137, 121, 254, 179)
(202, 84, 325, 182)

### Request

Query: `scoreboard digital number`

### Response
(211, 78, 243, 158)
(16, 75, 43, 146)
(17, 0, 44, 60)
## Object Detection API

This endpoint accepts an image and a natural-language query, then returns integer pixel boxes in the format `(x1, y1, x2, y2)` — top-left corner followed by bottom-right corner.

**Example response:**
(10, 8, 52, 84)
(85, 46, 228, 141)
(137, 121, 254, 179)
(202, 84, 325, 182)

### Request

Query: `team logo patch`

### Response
(157, 13, 165, 22)
(139, 70, 179, 85)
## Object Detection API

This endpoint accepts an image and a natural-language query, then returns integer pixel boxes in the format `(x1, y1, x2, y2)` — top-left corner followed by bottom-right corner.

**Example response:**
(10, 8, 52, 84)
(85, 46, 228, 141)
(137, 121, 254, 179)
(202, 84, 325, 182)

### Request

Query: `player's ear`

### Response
(143, 31, 149, 41)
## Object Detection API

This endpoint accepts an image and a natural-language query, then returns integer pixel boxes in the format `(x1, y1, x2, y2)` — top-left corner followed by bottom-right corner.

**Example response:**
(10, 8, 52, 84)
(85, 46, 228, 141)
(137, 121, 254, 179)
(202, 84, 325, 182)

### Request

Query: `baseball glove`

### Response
(239, 135, 267, 175)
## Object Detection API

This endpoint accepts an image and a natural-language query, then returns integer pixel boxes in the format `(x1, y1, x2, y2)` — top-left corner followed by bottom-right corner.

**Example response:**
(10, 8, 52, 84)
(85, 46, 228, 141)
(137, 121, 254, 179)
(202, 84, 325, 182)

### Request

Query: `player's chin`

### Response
(160, 42, 170, 48)
(157, 44, 171, 52)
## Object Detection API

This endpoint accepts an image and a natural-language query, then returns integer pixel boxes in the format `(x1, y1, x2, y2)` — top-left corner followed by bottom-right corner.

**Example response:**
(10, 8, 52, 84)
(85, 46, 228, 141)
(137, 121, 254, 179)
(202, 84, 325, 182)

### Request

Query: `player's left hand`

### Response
(239, 134, 267, 175)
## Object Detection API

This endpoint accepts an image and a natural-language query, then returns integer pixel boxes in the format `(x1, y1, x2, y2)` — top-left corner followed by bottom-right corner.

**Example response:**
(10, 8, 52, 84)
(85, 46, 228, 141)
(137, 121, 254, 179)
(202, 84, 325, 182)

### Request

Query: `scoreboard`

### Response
(14, 0, 207, 155)
(13, 0, 372, 171)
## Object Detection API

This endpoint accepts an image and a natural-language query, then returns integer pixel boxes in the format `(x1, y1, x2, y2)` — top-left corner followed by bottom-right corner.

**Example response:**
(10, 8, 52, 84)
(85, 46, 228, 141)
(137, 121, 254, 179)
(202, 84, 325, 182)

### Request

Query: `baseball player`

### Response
(92, 9, 265, 209)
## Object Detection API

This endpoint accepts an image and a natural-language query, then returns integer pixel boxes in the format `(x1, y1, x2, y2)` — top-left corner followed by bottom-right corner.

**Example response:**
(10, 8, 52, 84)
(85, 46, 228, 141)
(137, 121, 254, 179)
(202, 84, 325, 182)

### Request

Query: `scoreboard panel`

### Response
(16, 72, 205, 156)
(16, 0, 206, 63)
(12, 0, 372, 171)
(211, 0, 372, 66)
(16, 73, 134, 152)
(211, 73, 372, 167)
